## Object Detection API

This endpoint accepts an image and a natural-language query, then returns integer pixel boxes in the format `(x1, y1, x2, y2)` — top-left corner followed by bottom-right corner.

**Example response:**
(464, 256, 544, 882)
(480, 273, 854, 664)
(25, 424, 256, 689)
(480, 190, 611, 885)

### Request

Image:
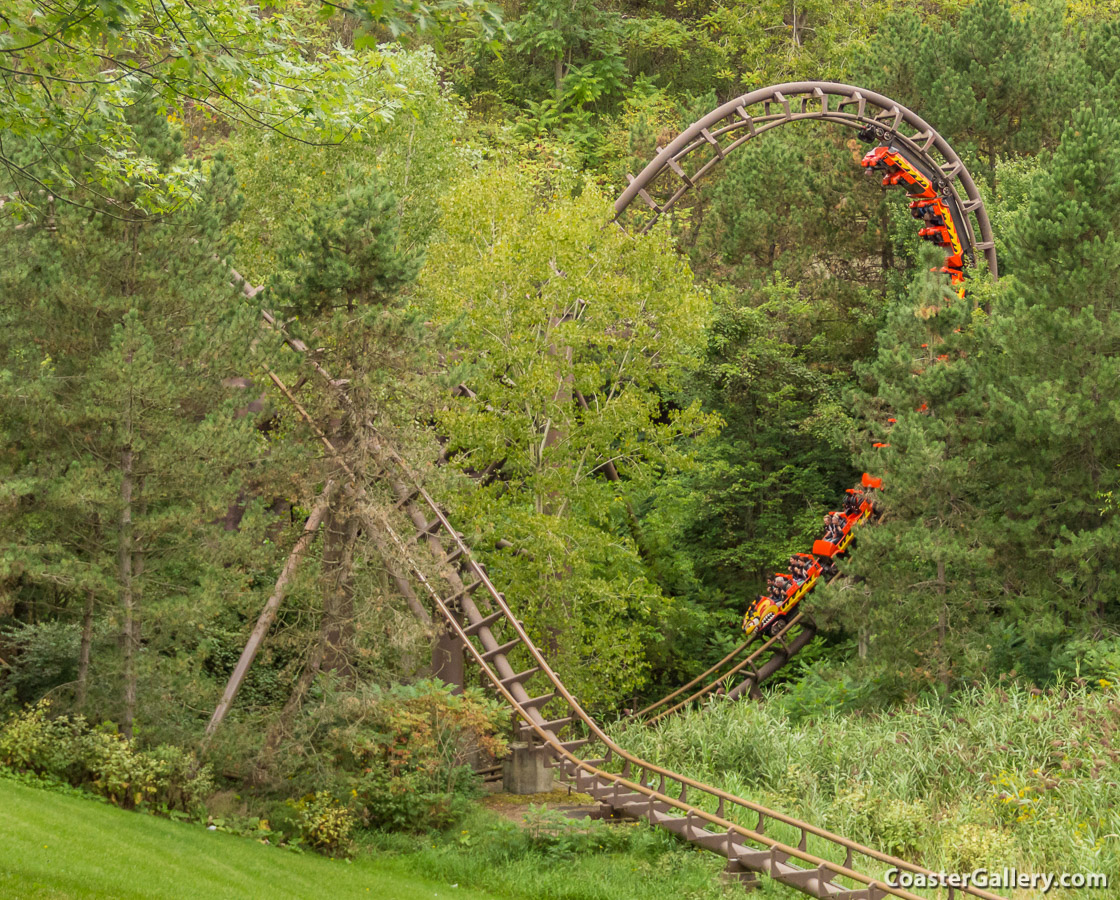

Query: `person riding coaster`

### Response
(822, 513, 844, 545)
(813, 512, 858, 559)
(750, 558, 825, 638)
(860, 146, 967, 288)
(844, 488, 874, 522)
(790, 552, 823, 589)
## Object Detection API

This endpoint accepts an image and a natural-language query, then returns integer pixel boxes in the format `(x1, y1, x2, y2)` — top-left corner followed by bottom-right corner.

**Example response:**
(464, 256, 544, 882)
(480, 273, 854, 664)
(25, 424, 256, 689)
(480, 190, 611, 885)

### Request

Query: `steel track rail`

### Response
(630, 637, 757, 720)
(643, 614, 818, 725)
(634, 563, 859, 722)
(613, 81, 998, 280)
(371, 446, 1007, 900)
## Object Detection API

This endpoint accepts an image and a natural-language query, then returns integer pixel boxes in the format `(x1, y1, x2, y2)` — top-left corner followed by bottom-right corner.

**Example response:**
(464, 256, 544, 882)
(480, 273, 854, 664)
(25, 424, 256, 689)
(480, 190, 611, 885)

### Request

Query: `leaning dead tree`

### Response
(204, 479, 338, 740)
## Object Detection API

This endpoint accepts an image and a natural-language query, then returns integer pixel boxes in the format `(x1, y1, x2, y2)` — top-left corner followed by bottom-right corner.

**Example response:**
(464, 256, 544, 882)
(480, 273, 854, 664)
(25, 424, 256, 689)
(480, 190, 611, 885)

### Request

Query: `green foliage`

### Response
(777, 664, 878, 724)
(863, 0, 1086, 173)
(224, 45, 467, 280)
(0, 100, 300, 739)
(271, 176, 421, 318)
(417, 164, 718, 704)
(0, 621, 83, 704)
(6, 0, 1120, 883)
(0, 2, 448, 216)
(518, 804, 635, 857)
(0, 702, 213, 813)
(618, 680, 1120, 877)
(293, 680, 507, 833)
(285, 791, 356, 856)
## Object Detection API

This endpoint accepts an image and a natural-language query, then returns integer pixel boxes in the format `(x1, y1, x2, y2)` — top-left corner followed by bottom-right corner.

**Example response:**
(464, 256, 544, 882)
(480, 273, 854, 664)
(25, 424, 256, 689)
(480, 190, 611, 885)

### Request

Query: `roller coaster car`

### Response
(859, 146, 893, 172)
(910, 199, 945, 227)
(813, 509, 862, 558)
(884, 169, 919, 189)
(742, 595, 771, 639)
(919, 225, 952, 247)
(845, 488, 873, 517)
(760, 572, 806, 637)
(861, 146, 967, 284)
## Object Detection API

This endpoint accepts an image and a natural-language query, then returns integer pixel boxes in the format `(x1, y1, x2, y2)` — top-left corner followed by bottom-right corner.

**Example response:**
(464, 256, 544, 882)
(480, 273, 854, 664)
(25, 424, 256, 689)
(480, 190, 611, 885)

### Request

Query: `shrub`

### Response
(286, 791, 355, 856)
(832, 786, 928, 858)
(314, 680, 508, 833)
(0, 700, 77, 776)
(146, 744, 215, 813)
(0, 701, 213, 812)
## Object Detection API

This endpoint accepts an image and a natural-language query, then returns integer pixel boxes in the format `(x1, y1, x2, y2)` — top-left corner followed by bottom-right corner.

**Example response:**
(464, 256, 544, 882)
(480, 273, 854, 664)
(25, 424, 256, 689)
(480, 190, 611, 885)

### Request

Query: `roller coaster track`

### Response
(631, 519, 877, 726)
(250, 344, 1008, 897)
(616, 81, 1001, 729)
(614, 81, 998, 279)
(631, 609, 820, 726)
(240, 80, 1004, 898)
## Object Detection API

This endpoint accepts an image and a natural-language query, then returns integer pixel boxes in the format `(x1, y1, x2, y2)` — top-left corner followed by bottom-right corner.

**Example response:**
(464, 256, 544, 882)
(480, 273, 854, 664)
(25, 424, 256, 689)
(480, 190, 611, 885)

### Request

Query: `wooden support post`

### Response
(432, 628, 465, 692)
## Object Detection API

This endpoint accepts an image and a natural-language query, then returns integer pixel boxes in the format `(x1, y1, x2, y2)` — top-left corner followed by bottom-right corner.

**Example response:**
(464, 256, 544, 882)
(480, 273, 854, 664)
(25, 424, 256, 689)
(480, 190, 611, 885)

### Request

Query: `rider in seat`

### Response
(823, 515, 843, 544)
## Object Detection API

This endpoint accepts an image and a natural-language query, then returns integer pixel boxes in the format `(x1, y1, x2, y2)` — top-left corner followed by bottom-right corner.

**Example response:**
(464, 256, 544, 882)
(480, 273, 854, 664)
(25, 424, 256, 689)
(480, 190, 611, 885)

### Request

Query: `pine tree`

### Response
(982, 104, 1120, 638)
(260, 174, 429, 696)
(837, 257, 998, 689)
(866, 0, 1086, 180)
(0, 98, 278, 734)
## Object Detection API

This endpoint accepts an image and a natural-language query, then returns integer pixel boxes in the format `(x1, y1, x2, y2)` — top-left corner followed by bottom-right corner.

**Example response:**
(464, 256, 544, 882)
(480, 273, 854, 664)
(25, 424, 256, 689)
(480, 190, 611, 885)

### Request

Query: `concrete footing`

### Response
(721, 860, 761, 891)
(502, 742, 554, 794)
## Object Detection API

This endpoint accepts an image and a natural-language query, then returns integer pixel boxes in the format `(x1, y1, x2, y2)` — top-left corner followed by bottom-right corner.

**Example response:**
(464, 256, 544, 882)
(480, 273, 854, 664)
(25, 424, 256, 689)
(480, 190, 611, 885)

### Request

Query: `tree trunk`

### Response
(880, 203, 893, 277)
(937, 558, 950, 690)
(319, 504, 360, 677)
(132, 476, 145, 707)
(77, 589, 95, 709)
(119, 446, 135, 738)
(203, 479, 337, 743)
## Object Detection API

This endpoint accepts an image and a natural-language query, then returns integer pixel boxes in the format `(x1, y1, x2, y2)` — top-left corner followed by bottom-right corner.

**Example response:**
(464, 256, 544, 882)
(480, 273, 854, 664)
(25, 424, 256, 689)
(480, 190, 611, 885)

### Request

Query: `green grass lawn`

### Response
(0, 777, 501, 900)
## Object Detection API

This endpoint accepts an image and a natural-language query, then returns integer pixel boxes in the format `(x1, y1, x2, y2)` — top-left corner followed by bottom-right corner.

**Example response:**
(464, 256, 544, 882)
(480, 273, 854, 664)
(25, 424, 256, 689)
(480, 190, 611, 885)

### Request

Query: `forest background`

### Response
(1, 0, 1119, 879)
